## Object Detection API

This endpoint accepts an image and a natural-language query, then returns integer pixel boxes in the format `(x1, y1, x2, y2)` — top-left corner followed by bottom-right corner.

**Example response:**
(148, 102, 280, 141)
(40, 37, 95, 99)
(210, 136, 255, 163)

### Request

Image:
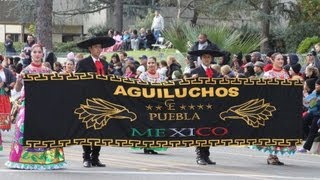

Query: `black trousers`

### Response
(303, 115, 320, 150)
(82, 145, 101, 161)
(302, 113, 318, 139)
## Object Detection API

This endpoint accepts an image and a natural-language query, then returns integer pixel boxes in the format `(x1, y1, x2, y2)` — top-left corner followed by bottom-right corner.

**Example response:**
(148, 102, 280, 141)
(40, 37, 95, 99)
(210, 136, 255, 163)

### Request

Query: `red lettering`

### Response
(196, 127, 211, 136)
(195, 127, 228, 137)
(211, 127, 228, 136)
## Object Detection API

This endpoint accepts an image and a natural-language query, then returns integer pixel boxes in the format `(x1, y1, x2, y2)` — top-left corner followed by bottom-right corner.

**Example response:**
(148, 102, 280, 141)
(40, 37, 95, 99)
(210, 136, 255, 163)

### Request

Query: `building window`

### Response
(62, 34, 81, 42)
(6, 34, 20, 42)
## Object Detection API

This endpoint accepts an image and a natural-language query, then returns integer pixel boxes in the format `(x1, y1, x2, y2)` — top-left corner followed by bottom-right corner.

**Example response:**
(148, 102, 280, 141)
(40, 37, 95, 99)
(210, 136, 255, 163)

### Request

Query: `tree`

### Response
(7, 0, 36, 24)
(297, 0, 320, 23)
(113, 0, 123, 32)
(260, 0, 271, 53)
(53, 0, 156, 32)
(208, 0, 299, 53)
(8, 0, 53, 50)
(282, 0, 320, 52)
(35, 0, 53, 52)
(158, 0, 214, 25)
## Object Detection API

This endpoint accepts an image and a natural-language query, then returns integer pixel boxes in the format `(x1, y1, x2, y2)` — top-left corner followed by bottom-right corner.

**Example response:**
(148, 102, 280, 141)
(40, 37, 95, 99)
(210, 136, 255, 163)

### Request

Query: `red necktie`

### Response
(95, 60, 105, 75)
(206, 67, 213, 78)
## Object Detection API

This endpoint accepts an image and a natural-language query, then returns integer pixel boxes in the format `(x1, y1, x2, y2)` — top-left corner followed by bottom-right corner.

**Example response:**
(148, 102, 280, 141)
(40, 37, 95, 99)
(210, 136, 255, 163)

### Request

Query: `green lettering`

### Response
(131, 128, 153, 137)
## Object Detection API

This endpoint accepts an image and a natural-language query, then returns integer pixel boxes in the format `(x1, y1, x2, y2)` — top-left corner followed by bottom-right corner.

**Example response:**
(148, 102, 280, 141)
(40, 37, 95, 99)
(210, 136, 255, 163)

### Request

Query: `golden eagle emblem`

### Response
(219, 99, 276, 128)
(74, 98, 137, 130)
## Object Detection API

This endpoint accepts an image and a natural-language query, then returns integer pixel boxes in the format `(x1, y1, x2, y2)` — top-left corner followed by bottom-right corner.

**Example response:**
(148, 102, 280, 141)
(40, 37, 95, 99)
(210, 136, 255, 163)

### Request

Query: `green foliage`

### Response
(1, 41, 83, 54)
(0, 42, 24, 55)
(53, 42, 82, 53)
(163, 20, 263, 54)
(132, 9, 154, 30)
(1, 42, 7, 54)
(280, 1, 320, 52)
(13, 42, 25, 53)
(283, 22, 320, 52)
(87, 24, 111, 36)
(297, 36, 320, 54)
(162, 20, 188, 53)
(27, 24, 36, 35)
(298, 0, 320, 23)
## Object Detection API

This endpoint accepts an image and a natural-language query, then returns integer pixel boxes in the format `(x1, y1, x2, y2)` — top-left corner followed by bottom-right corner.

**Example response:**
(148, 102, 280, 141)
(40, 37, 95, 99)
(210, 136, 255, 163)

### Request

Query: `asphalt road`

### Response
(0, 130, 320, 180)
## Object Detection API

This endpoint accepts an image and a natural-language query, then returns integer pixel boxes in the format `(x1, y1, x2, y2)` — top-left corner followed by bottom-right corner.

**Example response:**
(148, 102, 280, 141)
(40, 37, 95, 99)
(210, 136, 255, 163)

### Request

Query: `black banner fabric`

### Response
(23, 73, 303, 148)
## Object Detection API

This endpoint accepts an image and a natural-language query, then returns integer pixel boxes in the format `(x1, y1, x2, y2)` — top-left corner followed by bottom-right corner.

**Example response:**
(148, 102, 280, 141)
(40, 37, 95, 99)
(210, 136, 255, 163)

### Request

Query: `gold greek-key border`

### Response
(23, 74, 303, 86)
(25, 139, 302, 148)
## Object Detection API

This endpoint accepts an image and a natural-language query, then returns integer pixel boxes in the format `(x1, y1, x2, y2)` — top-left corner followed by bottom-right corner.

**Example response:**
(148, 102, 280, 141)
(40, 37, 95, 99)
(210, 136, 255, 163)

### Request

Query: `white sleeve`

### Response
(137, 66, 145, 73)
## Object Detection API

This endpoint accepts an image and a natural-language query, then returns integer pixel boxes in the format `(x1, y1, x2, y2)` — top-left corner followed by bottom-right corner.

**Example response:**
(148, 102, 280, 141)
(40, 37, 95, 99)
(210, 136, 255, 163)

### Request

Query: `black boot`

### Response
(82, 146, 92, 168)
(204, 156, 216, 165)
(195, 147, 207, 165)
(144, 148, 158, 154)
(82, 153, 92, 168)
(91, 146, 106, 167)
(92, 159, 106, 167)
(203, 147, 215, 165)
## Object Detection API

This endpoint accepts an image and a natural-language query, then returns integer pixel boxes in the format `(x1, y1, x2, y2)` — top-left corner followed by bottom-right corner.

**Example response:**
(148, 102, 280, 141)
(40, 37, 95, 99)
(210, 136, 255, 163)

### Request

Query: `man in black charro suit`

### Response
(188, 47, 224, 165)
(76, 36, 115, 168)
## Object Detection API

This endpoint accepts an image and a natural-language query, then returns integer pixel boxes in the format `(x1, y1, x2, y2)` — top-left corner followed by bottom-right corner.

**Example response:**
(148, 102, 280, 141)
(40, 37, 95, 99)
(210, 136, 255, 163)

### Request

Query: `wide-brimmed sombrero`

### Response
(77, 36, 115, 49)
(188, 49, 225, 57)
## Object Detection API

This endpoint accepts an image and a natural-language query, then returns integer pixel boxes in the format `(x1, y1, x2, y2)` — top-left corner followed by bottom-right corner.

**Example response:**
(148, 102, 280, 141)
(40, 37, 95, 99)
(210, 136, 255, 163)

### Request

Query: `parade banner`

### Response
(23, 73, 303, 148)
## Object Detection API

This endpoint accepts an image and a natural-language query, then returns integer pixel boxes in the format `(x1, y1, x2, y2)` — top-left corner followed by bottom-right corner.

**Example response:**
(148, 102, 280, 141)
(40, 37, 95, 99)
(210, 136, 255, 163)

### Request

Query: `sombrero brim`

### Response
(77, 36, 116, 49)
(188, 49, 225, 57)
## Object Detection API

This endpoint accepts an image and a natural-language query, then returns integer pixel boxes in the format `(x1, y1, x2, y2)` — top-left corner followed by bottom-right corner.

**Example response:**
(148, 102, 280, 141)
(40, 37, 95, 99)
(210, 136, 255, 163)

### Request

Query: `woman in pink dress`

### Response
(137, 56, 166, 154)
(250, 53, 296, 165)
(139, 56, 166, 83)
(5, 44, 66, 169)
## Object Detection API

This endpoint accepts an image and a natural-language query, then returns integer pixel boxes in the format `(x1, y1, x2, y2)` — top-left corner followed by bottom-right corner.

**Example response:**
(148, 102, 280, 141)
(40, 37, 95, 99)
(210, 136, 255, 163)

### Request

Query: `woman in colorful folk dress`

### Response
(0, 54, 16, 151)
(61, 59, 75, 74)
(250, 53, 296, 165)
(5, 44, 66, 169)
(139, 56, 166, 83)
(137, 56, 167, 154)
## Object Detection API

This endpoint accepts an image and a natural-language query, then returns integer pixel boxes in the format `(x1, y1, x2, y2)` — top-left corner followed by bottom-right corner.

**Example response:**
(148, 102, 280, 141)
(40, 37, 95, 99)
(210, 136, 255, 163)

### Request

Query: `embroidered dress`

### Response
(5, 64, 66, 170)
(0, 74, 12, 151)
(139, 71, 166, 83)
(249, 69, 296, 155)
(132, 71, 167, 152)
(0, 75, 12, 131)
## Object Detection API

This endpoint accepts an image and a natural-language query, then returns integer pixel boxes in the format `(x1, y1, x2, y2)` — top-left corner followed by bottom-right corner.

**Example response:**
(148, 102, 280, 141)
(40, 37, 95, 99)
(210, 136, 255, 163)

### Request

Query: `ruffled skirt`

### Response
(249, 145, 296, 156)
(0, 90, 11, 131)
(5, 103, 66, 170)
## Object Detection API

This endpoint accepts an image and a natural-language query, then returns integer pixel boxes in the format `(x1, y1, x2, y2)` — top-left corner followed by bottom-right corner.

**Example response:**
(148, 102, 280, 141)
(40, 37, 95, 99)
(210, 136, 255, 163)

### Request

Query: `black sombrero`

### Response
(77, 36, 116, 49)
(188, 49, 225, 57)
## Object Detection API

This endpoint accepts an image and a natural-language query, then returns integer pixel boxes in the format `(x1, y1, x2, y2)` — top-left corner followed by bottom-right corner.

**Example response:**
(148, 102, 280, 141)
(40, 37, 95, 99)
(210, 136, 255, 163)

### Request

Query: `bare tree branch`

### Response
(53, 5, 112, 16)
(180, 0, 194, 15)
(247, 0, 261, 10)
(53, 0, 114, 16)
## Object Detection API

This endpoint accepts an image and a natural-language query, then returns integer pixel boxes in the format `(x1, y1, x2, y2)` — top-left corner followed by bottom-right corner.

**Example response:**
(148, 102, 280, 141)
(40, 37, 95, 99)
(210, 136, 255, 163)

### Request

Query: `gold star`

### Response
(189, 104, 195, 110)
(146, 105, 153, 110)
(197, 104, 204, 110)
(155, 105, 162, 110)
(180, 104, 186, 110)
(206, 103, 213, 110)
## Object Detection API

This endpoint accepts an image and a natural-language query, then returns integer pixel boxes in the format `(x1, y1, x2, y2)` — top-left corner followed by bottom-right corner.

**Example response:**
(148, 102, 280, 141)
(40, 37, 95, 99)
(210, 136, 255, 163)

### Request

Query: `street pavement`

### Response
(0, 130, 320, 180)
